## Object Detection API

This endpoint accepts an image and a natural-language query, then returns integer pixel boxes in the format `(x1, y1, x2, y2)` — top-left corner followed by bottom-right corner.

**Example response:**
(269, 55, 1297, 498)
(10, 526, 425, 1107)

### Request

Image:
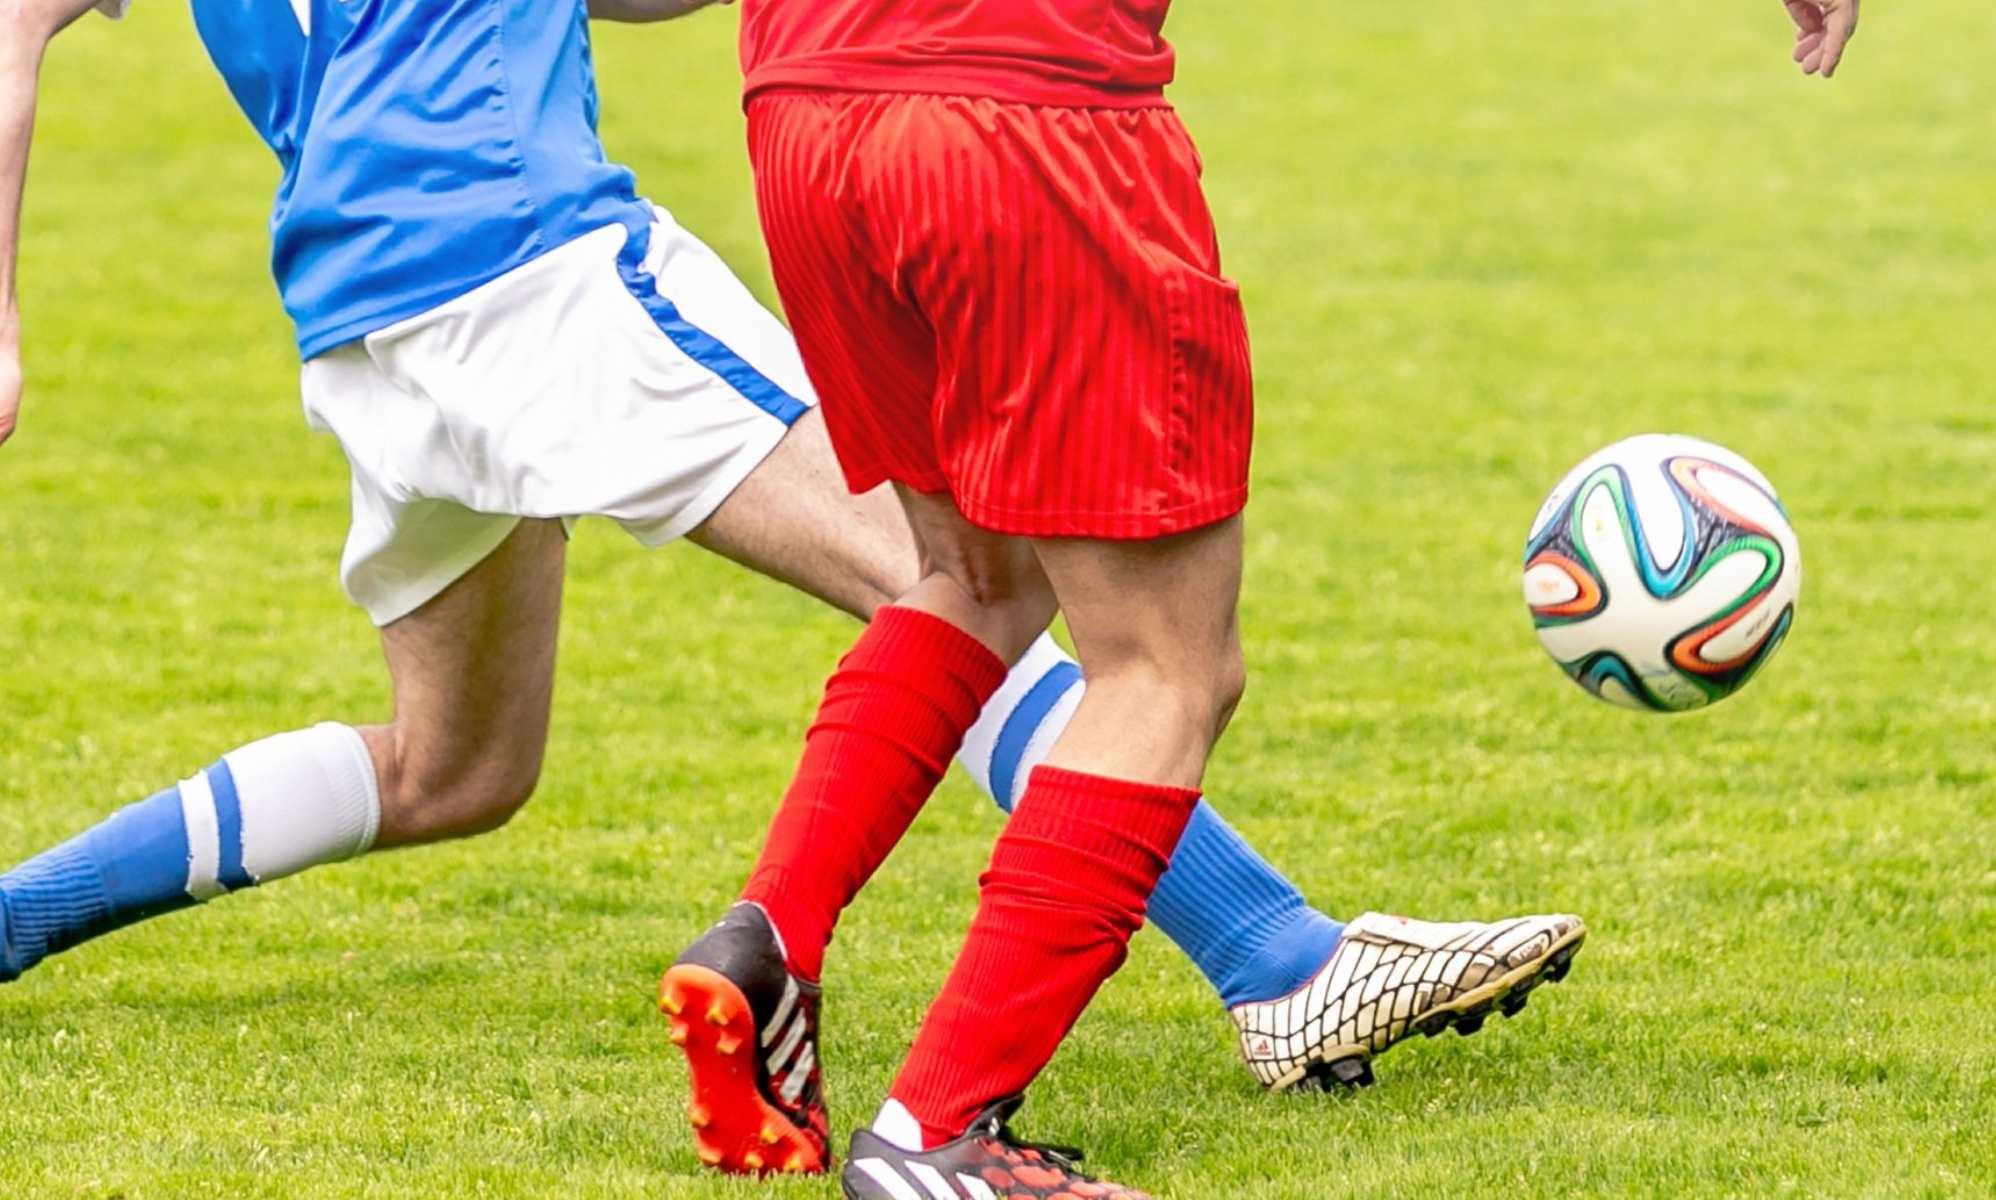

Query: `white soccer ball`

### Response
(1522, 433, 1801, 713)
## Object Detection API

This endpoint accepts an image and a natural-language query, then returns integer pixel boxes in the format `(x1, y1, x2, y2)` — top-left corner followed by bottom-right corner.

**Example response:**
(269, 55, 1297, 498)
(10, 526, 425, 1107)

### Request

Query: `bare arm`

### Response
(1783, 0, 1859, 78)
(586, 0, 732, 24)
(1, 0, 103, 449)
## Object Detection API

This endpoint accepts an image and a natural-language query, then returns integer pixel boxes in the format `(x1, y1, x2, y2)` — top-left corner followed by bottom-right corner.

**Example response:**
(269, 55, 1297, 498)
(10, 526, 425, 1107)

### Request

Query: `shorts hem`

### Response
(356, 516, 524, 629)
(840, 461, 952, 499)
(617, 411, 795, 547)
(954, 486, 1248, 539)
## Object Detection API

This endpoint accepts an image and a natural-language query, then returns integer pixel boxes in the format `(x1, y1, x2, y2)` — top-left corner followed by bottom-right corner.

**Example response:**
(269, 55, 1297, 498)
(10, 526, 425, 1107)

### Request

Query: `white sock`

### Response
(870, 1098, 928, 1151)
(956, 633, 1086, 811)
(217, 722, 381, 885)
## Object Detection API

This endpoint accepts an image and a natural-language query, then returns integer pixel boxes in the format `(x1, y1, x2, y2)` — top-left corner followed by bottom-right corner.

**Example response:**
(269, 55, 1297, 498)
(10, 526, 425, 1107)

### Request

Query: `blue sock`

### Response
(958, 635, 1346, 1007)
(0, 779, 214, 981)
(2, 725, 381, 982)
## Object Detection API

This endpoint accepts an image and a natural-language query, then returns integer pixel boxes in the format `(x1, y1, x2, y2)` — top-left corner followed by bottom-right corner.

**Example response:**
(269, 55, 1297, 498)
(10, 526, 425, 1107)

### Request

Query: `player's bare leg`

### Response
(680, 411, 1581, 1104)
(663, 487, 1053, 1175)
(1, 519, 568, 980)
(688, 407, 908, 622)
(1031, 517, 1247, 785)
(364, 518, 568, 846)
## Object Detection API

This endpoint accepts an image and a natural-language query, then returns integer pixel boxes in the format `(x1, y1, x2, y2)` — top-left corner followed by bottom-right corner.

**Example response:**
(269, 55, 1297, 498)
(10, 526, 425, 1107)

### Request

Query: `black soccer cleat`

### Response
(843, 1096, 1151, 1200)
(660, 902, 828, 1175)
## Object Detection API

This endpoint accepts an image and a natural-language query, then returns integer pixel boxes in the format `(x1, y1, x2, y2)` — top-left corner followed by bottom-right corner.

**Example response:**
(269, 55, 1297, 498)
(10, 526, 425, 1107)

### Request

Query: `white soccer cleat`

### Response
(1231, 911, 1586, 1090)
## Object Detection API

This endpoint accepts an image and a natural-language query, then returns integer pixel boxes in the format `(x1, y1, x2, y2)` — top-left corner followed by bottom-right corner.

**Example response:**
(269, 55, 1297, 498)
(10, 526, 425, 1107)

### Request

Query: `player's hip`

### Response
(746, 88, 1219, 268)
(299, 206, 816, 624)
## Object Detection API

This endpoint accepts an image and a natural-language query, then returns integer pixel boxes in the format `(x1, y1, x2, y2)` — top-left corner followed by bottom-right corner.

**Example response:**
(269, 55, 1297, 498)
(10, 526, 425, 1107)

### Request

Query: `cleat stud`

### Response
(1501, 994, 1529, 1018)
(668, 1020, 690, 1046)
(697, 1147, 723, 1168)
(1456, 1014, 1486, 1036)
(783, 1153, 807, 1173)
(743, 1152, 766, 1172)
(715, 1034, 742, 1056)
(706, 1003, 729, 1026)
(760, 1125, 782, 1146)
(687, 1102, 710, 1130)
(1327, 1057, 1374, 1088)
(661, 990, 683, 1016)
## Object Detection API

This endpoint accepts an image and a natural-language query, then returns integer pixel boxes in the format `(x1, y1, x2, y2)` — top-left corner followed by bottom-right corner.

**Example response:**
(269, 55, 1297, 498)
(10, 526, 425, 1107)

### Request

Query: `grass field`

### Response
(4, 3, 1994, 1196)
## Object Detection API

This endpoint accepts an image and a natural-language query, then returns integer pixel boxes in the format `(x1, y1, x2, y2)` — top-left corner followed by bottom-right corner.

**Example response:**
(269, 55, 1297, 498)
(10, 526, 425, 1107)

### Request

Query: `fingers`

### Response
(1789, 0, 1856, 78)
(1815, 4, 1857, 77)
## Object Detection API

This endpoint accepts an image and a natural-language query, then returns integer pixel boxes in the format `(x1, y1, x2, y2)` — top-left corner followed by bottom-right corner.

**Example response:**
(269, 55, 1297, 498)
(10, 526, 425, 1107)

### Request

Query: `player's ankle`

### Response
(734, 892, 823, 982)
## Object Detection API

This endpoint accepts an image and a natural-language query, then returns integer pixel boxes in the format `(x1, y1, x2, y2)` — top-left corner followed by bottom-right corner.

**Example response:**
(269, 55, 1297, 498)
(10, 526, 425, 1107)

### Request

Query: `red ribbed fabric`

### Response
(746, 89, 1253, 540)
(889, 765, 1201, 1144)
(743, 606, 1008, 982)
(740, 0, 1177, 109)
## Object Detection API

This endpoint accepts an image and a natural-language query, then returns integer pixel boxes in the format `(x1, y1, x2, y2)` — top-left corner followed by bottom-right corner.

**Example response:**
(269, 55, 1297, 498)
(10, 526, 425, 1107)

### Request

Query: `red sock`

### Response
(742, 605, 1007, 982)
(888, 765, 1201, 1145)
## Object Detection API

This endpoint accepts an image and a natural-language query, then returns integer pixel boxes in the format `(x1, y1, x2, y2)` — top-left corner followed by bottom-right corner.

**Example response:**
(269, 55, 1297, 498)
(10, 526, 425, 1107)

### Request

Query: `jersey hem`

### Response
(743, 68, 1170, 111)
(293, 206, 645, 360)
(295, 279, 518, 360)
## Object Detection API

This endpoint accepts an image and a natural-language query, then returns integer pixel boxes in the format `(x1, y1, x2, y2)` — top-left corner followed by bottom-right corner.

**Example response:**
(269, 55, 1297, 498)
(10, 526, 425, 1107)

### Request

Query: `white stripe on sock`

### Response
(955, 632, 1071, 805)
(853, 1158, 924, 1200)
(1007, 681, 1085, 809)
(905, 1162, 958, 1200)
(177, 771, 224, 901)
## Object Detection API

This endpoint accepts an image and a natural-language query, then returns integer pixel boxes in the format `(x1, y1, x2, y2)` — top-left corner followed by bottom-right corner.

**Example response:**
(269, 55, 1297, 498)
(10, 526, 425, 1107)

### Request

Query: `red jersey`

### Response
(739, 0, 1176, 109)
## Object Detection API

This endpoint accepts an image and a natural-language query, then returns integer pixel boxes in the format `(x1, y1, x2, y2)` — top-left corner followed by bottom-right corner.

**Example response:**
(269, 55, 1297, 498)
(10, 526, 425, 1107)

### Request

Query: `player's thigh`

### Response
(368, 517, 567, 847)
(688, 407, 919, 624)
(1032, 515, 1245, 681)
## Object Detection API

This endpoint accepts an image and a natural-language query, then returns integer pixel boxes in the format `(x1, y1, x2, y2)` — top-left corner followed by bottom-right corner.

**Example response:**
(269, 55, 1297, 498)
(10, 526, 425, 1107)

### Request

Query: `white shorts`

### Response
(301, 205, 816, 626)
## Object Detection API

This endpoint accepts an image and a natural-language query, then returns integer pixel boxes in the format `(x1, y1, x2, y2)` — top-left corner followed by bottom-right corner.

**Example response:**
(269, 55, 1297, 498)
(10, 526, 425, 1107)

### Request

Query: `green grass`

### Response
(5, 3, 1995, 1196)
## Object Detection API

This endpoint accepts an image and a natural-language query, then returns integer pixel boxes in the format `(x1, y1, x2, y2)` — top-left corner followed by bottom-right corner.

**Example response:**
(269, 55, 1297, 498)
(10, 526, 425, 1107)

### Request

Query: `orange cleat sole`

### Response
(660, 963, 826, 1176)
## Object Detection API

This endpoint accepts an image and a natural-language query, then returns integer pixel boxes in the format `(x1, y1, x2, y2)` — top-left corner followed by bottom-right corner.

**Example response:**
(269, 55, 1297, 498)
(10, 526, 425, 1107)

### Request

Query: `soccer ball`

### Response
(1522, 433, 1800, 713)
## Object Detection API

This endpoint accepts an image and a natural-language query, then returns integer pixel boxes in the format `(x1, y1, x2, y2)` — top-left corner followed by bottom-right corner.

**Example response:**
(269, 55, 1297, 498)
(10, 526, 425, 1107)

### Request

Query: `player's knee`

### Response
(373, 730, 545, 845)
(1086, 629, 1244, 734)
(1211, 642, 1248, 735)
(446, 753, 543, 837)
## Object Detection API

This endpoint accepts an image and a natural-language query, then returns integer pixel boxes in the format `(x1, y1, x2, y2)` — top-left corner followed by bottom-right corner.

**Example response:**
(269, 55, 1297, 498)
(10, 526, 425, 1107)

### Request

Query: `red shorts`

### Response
(746, 90, 1253, 539)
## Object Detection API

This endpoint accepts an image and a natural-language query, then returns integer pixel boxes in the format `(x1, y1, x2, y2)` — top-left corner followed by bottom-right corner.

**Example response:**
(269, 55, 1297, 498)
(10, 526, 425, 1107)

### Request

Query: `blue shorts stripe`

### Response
(990, 661, 1084, 812)
(206, 761, 256, 892)
(616, 224, 809, 428)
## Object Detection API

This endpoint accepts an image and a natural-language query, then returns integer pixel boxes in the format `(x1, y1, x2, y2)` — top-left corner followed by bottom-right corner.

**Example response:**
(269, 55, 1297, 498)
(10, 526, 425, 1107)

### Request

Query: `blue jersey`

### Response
(186, 0, 651, 358)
